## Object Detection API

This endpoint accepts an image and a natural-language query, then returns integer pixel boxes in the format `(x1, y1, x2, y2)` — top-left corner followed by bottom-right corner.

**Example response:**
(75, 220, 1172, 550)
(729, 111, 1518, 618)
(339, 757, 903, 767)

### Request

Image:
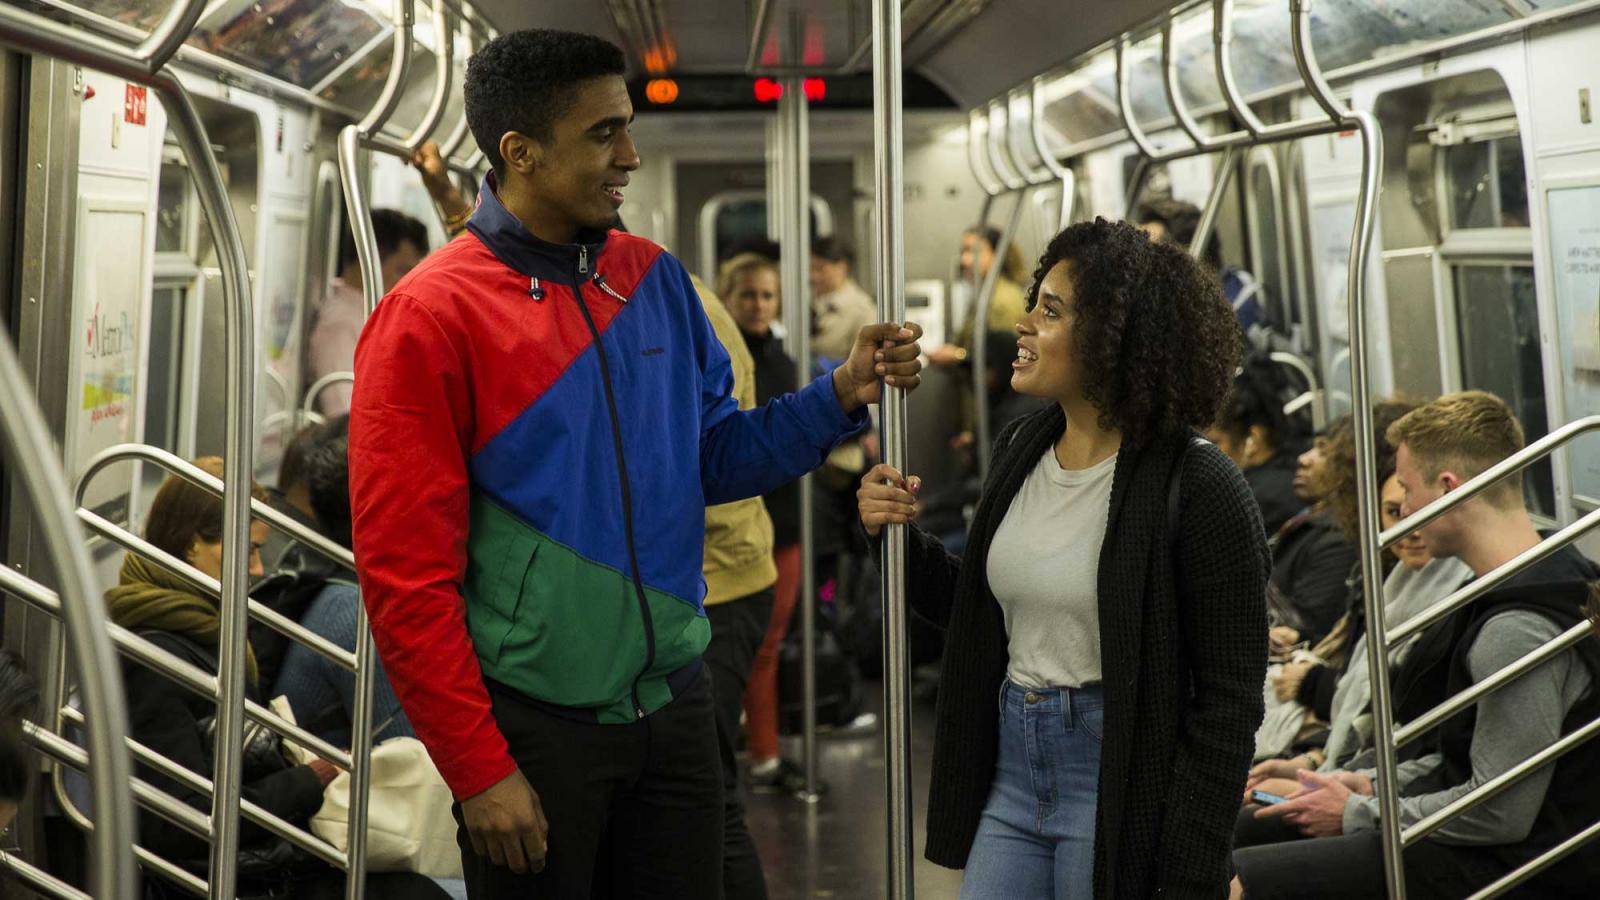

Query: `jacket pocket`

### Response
(463, 496, 541, 666)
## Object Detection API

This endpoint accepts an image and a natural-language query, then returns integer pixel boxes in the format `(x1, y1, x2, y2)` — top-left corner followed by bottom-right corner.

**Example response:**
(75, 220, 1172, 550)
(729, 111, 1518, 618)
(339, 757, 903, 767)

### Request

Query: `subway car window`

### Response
(1446, 134, 1529, 230)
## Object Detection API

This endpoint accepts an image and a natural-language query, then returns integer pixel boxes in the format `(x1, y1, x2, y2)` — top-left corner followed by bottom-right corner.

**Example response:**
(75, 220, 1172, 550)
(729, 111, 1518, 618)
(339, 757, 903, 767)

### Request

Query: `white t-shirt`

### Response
(986, 447, 1116, 689)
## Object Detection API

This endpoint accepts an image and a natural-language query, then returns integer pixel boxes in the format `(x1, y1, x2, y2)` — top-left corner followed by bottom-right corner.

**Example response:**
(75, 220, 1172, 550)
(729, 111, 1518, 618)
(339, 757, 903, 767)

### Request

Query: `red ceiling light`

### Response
(753, 77, 784, 103)
(802, 78, 826, 101)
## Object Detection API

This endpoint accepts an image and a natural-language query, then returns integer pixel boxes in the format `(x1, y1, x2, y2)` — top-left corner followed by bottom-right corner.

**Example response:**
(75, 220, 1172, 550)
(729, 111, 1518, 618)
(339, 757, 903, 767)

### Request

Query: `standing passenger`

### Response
(858, 219, 1268, 900)
(348, 29, 923, 899)
(719, 255, 804, 791)
(809, 236, 877, 361)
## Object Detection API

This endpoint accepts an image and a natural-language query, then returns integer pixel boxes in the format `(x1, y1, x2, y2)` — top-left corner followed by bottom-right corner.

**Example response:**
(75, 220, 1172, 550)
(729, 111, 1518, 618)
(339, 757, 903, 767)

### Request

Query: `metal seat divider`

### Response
(57, 706, 347, 868)
(0, 1, 262, 896)
(1109, 1, 1398, 893)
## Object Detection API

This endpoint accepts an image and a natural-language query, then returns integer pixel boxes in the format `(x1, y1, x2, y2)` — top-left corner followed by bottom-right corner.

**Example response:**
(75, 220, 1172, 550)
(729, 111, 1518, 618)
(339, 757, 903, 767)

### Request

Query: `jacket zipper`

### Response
(567, 246, 652, 719)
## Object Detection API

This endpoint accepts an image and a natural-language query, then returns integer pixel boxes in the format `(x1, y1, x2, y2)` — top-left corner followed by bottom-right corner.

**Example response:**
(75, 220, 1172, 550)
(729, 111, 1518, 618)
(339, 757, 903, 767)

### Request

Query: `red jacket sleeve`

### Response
(348, 293, 517, 800)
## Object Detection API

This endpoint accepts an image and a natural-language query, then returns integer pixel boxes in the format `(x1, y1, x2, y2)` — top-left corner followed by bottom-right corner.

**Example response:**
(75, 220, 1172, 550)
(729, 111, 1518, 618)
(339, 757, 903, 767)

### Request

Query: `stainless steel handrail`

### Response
(971, 190, 1026, 482)
(304, 371, 357, 419)
(1269, 351, 1325, 433)
(1116, 35, 1163, 159)
(872, 0, 914, 895)
(967, 108, 1005, 197)
(1386, 506, 1600, 648)
(985, 102, 1027, 191)
(403, 0, 453, 153)
(775, 72, 820, 799)
(1213, 0, 1267, 136)
(76, 508, 357, 672)
(138, 0, 208, 77)
(58, 706, 347, 868)
(76, 443, 357, 571)
(360, 0, 416, 138)
(0, 8, 263, 899)
(1190, 143, 1239, 259)
(0, 853, 90, 900)
(436, 18, 475, 159)
(0, 333, 136, 900)
(0, 565, 354, 770)
(1402, 713, 1600, 845)
(24, 721, 214, 842)
(1392, 620, 1594, 749)
(1159, 19, 1207, 150)
(1466, 814, 1600, 899)
(1029, 76, 1076, 231)
(1004, 91, 1054, 186)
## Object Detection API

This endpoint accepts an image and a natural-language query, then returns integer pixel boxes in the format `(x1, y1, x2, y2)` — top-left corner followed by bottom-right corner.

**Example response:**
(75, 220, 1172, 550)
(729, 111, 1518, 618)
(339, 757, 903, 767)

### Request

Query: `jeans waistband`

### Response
(1000, 680, 1105, 717)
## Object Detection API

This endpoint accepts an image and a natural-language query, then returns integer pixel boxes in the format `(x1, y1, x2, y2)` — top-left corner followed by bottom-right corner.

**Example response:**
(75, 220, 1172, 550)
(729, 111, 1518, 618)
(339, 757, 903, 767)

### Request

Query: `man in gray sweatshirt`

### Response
(1229, 391, 1600, 900)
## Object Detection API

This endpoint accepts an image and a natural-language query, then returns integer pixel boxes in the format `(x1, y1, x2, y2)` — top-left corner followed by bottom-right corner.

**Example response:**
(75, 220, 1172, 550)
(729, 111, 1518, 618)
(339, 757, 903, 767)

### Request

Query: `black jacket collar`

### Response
(466, 172, 610, 283)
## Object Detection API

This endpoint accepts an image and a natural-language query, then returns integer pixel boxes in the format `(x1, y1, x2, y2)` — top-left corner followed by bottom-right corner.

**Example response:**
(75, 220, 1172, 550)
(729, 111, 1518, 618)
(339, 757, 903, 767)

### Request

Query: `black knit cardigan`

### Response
(904, 405, 1270, 899)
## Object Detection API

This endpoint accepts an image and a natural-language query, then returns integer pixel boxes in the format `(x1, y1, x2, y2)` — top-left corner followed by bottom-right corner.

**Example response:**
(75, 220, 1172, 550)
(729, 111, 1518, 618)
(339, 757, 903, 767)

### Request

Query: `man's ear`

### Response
(499, 131, 541, 176)
(1438, 470, 1463, 493)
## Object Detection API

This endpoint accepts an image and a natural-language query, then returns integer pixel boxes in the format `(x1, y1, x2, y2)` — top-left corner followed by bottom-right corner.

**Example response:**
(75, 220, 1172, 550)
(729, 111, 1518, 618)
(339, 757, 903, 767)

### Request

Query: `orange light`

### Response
(645, 78, 680, 105)
(802, 78, 826, 101)
(753, 77, 784, 103)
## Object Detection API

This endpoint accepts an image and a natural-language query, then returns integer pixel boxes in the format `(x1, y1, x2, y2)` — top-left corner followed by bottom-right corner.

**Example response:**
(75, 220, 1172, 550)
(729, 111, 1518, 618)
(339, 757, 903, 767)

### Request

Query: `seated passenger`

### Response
(307, 208, 430, 418)
(0, 650, 38, 833)
(1230, 391, 1600, 900)
(1209, 353, 1310, 534)
(271, 419, 415, 746)
(1267, 425, 1359, 648)
(110, 459, 446, 898)
(1136, 197, 1269, 342)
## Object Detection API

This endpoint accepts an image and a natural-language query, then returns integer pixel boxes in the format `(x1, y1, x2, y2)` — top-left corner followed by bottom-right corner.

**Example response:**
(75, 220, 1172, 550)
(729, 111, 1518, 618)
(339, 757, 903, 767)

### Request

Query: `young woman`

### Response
(717, 253, 805, 789)
(111, 458, 446, 899)
(859, 219, 1270, 900)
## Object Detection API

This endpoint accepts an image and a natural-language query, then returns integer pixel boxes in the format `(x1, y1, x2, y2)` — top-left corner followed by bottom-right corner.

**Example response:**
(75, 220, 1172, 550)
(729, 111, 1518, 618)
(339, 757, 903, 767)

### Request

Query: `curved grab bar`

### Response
(303, 371, 357, 419)
(1005, 90, 1054, 185)
(1268, 351, 1324, 431)
(436, 18, 475, 159)
(1290, 0, 1346, 124)
(1213, 0, 1267, 136)
(1029, 77, 1076, 230)
(360, 0, 416, 138)
(972, 190, 1027, 481)
(137, 0, 207, 74)
(404, 0, 453, 153)
(1115, 36, 1162, 159)
(1159, 20, 1206, 149)
(985, 98, 1024, 188)
(0, 325, 137, 899)
(967, 108, 1005, 197)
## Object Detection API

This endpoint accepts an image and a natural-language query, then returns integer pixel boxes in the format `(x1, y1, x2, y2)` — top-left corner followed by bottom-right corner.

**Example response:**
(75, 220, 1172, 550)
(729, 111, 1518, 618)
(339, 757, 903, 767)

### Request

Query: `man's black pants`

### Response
(1231, 807, 1516, 899)
(705, 589, 776, 900)
(455, 670, 723, 899)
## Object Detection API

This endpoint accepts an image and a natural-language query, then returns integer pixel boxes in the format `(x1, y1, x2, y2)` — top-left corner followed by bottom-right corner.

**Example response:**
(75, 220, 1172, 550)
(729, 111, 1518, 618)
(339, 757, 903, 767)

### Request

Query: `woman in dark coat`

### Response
(859, 219, 1270, 899)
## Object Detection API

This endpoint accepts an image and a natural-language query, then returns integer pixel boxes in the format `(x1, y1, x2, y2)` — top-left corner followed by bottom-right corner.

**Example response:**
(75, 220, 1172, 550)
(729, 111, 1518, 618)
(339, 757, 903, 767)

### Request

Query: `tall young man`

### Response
(1231, 391, 1600, 899)
(348, 29, 922, 899)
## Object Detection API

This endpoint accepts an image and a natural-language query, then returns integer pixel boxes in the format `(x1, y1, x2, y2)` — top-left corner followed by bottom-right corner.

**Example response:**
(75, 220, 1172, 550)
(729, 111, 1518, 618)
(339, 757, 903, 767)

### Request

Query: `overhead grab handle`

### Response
(1290, 0, 1347, 125)
(404, 0, 454, 152)
(359, 0, 416, 139)
(1115, 36, 1162, 159)
(986, 102, 1028, 191)
(1029, 76, 1076, 230)
(1212, 0, 1268, 136)
(968, 108, 1005, 197)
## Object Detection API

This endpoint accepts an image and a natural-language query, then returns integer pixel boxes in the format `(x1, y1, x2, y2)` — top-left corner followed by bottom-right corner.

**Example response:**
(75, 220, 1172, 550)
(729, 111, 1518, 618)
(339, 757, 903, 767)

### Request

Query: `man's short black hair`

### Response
(302, 415, 353, 550)
(464, 29, 628, 176)
(812, 235, 854, 265)
(338, 208, 428, 274)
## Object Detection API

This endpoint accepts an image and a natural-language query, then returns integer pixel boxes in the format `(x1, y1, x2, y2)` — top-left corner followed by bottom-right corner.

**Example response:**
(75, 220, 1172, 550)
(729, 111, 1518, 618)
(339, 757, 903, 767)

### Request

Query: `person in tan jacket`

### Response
(693, 273, 779, 900)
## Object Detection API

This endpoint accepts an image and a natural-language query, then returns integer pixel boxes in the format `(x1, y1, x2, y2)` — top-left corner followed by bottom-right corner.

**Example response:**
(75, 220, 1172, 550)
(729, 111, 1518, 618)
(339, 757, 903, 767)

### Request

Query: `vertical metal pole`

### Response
(1190, 145, 1240, 260)
(1345, 107, 1404, 900)
(778, 70, 820, 801)
(872, 0, 915, 896)
(0, 318, 138, 900)
(161, 77, 255, 900)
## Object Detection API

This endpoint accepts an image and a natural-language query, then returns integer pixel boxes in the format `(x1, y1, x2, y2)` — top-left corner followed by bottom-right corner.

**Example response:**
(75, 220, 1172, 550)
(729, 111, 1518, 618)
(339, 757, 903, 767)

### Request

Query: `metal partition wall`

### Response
(871, 0, 914, 896)
(0, 2, 258, 897)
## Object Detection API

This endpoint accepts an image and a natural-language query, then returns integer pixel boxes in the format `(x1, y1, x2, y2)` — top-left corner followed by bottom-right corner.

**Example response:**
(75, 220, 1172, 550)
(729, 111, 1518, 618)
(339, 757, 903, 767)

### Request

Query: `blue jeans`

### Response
(961, 681, 1104, 900)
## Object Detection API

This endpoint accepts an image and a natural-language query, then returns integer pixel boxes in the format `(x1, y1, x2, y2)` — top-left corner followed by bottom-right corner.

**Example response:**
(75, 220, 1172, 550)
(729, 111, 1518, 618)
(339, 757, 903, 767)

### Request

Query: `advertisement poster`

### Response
(70, 199, 149, 522)
(1548, 183, 1600, 504)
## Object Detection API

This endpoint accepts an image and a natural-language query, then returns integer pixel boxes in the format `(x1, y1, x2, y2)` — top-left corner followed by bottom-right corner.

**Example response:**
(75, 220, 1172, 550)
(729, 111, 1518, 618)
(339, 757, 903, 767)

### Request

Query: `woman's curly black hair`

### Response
(1025, 217, 1240, 447)
(1217, 351, 1301, 452)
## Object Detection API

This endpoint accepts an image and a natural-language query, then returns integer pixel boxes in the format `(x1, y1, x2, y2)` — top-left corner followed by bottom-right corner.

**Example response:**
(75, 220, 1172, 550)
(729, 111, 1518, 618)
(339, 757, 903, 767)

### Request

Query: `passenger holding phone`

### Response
(858, 220, 1270, 900)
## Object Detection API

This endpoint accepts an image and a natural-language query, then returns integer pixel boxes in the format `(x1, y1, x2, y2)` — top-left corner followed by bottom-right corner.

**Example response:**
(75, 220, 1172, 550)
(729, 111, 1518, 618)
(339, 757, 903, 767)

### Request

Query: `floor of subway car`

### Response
(746, 678, 965, 900)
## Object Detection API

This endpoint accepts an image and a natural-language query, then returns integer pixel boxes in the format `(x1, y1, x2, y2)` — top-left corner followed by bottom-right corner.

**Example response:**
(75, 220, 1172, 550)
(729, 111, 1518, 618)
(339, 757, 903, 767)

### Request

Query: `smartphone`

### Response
(1251, 789, 1288, 806)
